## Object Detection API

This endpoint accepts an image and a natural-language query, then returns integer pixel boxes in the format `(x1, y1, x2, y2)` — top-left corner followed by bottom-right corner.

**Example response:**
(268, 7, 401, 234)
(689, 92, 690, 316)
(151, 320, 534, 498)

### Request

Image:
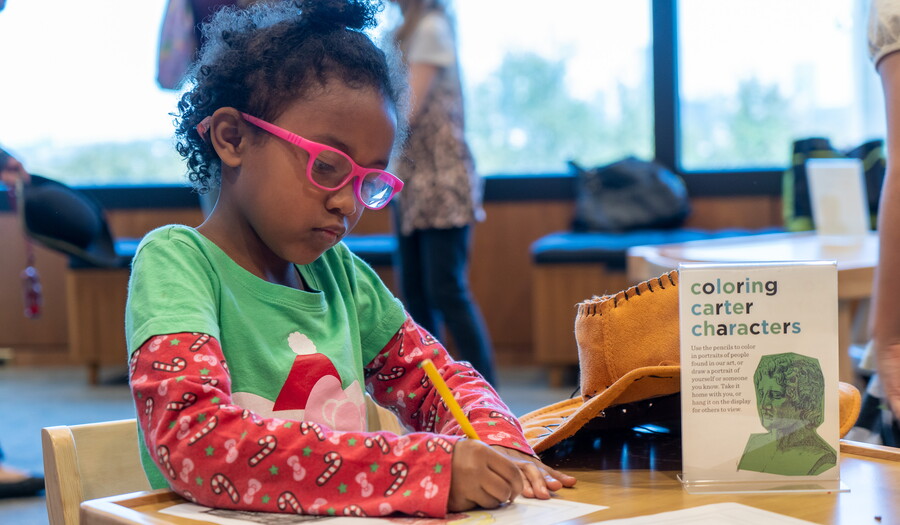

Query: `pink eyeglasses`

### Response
(240, 113, 403, 210)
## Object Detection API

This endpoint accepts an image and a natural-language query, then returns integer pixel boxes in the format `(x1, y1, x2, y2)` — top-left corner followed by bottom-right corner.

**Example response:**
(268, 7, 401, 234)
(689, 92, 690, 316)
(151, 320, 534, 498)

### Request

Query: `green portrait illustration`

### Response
(737, 352, 836, 476)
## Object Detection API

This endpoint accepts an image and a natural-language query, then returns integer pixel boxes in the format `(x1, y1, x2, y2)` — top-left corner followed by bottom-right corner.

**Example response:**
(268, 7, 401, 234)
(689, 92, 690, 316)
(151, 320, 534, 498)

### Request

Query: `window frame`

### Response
(0, 0, 788, 213)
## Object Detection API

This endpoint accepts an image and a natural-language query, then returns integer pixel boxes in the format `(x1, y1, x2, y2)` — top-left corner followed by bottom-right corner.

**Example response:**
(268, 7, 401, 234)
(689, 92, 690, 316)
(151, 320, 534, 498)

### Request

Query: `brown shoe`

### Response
(0, 472, 44, 499)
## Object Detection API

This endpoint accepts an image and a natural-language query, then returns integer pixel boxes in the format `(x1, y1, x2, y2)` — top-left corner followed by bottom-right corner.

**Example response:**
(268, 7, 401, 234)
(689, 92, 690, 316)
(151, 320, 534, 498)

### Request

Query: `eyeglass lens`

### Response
(359, 174, 394, 208)
(311, 151, 394, 208)
(310, 150, 353, 189)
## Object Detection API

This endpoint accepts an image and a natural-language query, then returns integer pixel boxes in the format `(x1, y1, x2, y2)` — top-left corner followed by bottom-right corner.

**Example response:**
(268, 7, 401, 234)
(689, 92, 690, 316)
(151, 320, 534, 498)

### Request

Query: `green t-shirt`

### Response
(126, 225, 406, 487)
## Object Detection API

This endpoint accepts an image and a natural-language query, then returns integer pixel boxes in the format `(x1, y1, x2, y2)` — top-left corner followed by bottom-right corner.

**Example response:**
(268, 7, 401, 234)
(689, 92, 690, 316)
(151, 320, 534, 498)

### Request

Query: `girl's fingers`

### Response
(486, 452, 524, 501)
(521, 463, 552, 499)
(474, 470, 512, 509)
(542, 464, 578, 487)
(483, 470, 515, 506)
(520, 479, 535, 499)
(486, 445, 578, 499)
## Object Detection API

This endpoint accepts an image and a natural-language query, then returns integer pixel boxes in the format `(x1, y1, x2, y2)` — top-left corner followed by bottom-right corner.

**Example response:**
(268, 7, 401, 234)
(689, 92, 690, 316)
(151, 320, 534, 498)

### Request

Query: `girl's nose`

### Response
(327, 181, 359, 216)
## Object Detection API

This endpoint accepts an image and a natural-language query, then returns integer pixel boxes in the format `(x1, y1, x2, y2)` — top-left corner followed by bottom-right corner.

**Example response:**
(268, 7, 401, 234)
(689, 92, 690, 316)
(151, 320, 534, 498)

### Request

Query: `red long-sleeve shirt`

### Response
(130, 317, 533, 517)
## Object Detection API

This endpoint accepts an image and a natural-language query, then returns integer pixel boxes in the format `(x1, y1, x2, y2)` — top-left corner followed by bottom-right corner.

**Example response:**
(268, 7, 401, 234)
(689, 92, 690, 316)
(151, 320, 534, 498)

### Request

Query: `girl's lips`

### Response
(313, 227, 345, 244)
(316, 224, 346, 237)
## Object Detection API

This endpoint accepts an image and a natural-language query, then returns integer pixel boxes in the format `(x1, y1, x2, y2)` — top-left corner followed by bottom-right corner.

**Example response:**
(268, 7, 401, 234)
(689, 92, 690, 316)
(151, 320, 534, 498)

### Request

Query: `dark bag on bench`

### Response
(570, 157, 691, 232)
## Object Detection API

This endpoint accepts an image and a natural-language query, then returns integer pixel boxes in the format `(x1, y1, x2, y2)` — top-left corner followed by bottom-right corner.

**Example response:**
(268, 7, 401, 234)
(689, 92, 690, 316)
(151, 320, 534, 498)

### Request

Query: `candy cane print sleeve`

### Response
(130, 332, 460, 517)
(363, 318, 535, 456)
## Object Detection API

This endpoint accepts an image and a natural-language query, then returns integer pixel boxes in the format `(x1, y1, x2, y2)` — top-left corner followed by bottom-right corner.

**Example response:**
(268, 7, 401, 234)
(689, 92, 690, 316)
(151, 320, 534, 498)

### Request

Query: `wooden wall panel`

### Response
(0, 194, 782, 366)
(0, 215, 69, 352)
(684, 196, 782, 229)
(532, 263, 632, 381)
(471, 201, 573, 361)
(106, 207, 390, 239)
(352, 207, 393, 234)
(107, 209, 205, 238)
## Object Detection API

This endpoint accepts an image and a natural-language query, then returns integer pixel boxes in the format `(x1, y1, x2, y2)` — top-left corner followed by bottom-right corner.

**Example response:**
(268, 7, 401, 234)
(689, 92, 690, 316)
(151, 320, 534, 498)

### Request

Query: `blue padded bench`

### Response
(342, 234, 396, 268)
(80, 236, 392, 269)
(342, 234, 397, 292)
(530, 228, 783, 270)
(530, 227, 782, 386)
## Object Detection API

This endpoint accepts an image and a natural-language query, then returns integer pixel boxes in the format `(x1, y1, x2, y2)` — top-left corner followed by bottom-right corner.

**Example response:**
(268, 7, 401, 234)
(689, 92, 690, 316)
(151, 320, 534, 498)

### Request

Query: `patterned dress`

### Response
(392, 10, 485, 235)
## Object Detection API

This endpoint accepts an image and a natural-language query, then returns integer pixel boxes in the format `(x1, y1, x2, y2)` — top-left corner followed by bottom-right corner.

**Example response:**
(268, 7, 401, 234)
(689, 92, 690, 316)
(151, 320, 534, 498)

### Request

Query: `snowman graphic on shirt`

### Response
(230, 332, 367, 431)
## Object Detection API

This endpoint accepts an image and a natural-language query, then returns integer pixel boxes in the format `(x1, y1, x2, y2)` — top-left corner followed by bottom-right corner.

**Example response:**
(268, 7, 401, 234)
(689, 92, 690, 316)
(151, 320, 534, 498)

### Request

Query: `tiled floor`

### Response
(0, 363, 575, 524)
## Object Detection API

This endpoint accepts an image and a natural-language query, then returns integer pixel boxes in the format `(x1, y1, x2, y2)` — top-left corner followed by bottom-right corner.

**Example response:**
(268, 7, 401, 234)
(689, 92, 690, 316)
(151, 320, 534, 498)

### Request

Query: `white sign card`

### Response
(806, 158, 870, 242)
(678, 261, 842, 493)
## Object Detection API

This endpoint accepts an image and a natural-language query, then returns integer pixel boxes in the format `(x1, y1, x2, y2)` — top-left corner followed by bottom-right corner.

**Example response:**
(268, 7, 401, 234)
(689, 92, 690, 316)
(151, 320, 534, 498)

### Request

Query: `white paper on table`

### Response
(587, 502, 818, 524)
(160, 497, 607, 524)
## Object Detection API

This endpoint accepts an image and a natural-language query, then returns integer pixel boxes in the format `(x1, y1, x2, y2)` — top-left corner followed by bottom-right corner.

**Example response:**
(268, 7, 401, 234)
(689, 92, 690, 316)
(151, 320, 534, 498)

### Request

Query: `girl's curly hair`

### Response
(174, 0, 409, 193)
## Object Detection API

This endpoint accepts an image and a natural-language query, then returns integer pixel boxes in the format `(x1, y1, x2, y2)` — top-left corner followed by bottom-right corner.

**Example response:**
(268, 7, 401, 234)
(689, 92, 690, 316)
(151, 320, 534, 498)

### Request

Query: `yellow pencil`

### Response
(421, 359, 481, 440)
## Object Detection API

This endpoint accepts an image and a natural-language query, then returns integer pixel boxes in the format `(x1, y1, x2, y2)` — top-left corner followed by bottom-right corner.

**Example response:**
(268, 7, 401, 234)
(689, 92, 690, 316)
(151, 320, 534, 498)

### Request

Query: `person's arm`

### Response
(407, 62, 439, 124)
(0, 147, 30, 187)
(401, 12, 453, 125)
(130, 331, 472, 517)
(364, 317, 576, 499)
(873, 50, 900, 419)
(364, 317, 532, 452)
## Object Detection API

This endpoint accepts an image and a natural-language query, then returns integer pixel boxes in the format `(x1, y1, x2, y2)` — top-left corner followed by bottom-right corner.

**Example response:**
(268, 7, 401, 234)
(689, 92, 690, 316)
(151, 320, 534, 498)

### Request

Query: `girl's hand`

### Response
(449, 439, 523, 512)
(489, 445, 577, 499)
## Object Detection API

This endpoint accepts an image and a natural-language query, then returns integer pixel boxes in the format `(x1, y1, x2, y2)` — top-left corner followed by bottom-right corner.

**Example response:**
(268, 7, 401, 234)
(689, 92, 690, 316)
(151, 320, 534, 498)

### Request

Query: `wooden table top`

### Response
(627, 231, 878, 299)
(554, 442, 898, 523)
(82, 430, 900, 524)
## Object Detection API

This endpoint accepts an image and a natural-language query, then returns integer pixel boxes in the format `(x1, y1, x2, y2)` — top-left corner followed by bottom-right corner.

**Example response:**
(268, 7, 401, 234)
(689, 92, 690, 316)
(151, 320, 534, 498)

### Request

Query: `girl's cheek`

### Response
(346, 210, 365, 233)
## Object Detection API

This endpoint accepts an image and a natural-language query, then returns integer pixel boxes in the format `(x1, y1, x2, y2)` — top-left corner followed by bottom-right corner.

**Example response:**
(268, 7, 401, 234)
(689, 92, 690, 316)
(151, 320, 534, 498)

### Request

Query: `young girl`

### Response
(126, 0, 575, 517)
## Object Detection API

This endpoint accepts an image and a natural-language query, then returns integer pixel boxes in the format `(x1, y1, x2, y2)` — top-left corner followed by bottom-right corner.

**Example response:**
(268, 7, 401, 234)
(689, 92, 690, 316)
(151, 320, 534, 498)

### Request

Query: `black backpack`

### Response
(570, 157, 691, 232)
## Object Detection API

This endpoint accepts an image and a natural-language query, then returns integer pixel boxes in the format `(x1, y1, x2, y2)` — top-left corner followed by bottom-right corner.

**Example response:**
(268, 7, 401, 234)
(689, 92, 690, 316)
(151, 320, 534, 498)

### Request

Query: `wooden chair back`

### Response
(41, 402, 404, 524)
(365, 394, 407, 435)
(41, 419, 151, 525)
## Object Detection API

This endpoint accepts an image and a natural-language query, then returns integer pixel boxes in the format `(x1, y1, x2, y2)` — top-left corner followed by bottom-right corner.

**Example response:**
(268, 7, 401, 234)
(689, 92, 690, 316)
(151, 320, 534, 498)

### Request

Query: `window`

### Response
(455, 0, 654, 175)
(4, 1, 653, 184)
(678, 0, 885, 171)
(0, 1, 888, 193)
(0, 0, 184, 186)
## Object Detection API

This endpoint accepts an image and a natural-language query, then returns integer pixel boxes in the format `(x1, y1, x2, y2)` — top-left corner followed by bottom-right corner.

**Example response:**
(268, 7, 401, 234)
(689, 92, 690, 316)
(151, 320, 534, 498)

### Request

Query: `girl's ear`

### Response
(208, 108, 249, 168)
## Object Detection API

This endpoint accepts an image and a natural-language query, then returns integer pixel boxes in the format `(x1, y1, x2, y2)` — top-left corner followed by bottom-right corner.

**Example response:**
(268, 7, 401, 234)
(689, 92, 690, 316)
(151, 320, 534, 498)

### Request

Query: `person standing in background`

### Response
(866, 0, 900, 444)
(389, 0, 496, 385)
(156, 0, 264, 217)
